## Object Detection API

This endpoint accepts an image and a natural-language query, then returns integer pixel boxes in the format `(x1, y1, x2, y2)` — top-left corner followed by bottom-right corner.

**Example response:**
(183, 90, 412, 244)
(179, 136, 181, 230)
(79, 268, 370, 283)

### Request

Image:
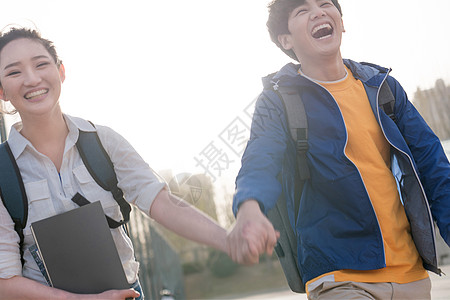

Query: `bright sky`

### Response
(2, 0, 450, 194)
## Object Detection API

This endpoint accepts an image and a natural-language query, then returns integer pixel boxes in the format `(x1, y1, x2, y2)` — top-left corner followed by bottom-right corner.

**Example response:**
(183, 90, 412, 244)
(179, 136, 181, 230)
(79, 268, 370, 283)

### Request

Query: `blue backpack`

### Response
(0, 128, 132, 264)
(265, 79, 396, 293)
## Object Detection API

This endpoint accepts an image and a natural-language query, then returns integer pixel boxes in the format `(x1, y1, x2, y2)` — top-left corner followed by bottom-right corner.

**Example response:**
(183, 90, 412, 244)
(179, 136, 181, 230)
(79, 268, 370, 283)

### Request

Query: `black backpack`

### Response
(266, 79, 396, 293)
(0, 126, 132, 264)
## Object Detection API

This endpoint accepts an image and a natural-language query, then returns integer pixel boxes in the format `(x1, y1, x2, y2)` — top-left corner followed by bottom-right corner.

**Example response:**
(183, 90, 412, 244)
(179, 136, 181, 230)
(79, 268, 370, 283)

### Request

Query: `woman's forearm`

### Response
(0, 276, 139, 300)
(150, 190, 229, 254)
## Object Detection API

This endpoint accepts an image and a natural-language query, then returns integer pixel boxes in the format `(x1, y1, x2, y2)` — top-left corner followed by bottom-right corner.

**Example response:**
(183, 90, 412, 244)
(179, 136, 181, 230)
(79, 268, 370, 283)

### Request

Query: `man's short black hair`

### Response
(267, 0, 342, 61)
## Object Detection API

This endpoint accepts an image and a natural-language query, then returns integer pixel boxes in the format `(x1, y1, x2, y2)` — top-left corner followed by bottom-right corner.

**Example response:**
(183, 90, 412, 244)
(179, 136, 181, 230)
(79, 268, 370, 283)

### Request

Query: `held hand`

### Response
(227, 200, 279, 265)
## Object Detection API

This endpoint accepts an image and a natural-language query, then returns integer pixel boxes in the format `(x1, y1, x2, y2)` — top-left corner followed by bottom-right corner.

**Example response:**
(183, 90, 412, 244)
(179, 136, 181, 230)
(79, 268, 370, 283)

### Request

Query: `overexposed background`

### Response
(2, 0, 450, 192)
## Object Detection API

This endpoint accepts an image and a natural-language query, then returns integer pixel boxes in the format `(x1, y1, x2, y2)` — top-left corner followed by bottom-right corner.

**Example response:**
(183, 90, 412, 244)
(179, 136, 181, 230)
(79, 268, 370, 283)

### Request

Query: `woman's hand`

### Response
(0, 276, 140, 300)
(93, 288, 140, 299)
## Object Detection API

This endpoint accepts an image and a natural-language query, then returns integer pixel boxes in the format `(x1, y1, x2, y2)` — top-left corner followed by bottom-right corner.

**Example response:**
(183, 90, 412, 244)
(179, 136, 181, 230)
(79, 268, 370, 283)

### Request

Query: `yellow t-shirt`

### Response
(305, 67, 428, 291)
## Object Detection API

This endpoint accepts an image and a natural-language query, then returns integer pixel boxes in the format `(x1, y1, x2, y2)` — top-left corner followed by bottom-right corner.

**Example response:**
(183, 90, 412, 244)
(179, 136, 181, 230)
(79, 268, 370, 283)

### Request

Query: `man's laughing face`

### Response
(278, 0, 345, 64)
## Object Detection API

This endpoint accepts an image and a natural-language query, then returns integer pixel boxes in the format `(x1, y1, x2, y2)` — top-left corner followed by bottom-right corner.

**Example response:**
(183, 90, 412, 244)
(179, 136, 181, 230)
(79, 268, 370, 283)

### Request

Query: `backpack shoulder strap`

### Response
(264, 78, 308, 293)
(379, 80, 396, 122)
(0, 141, 28, 265)
(271, 83, 310, 181)
(75, 127, 131, 228)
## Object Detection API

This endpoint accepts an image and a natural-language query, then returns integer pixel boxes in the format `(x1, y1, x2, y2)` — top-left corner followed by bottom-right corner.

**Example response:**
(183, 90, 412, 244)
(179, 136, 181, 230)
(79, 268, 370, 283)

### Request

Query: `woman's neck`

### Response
(19, 110, 69, 172)
(19, 107, 67, 144)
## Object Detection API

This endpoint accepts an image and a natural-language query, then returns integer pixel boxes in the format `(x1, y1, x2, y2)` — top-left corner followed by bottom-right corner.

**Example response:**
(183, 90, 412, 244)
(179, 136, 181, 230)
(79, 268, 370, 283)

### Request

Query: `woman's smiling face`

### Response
(0, 38, 65, 118)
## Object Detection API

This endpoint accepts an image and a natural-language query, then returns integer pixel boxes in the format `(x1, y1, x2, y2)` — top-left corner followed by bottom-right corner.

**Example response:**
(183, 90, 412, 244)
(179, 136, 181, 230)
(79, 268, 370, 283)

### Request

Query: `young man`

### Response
(228, 0, 450, 299)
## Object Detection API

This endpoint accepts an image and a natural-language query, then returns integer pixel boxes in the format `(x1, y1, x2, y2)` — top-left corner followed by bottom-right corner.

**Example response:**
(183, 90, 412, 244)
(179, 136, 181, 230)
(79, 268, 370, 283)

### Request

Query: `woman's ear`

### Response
(0, 87, 6, 101)
(59, 63, 66, 83)
(278, 34, 293, 50)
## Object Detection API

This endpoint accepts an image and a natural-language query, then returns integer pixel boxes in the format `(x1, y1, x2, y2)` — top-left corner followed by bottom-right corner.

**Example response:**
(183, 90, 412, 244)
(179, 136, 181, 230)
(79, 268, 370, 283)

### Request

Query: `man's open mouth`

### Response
(312, 23, 333, 40)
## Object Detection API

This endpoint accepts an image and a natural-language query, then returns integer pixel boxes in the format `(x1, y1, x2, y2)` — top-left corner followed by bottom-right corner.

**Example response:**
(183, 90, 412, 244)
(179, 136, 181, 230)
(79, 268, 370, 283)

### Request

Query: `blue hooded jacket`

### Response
(233, 60, 450, 284)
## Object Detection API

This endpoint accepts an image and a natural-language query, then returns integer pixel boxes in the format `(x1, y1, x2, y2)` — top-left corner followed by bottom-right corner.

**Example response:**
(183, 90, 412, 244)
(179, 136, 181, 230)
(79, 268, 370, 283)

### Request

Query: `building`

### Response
(413, 81, 450, 265)
(413, 79, 450, 141)
(437, 140, 450, 265)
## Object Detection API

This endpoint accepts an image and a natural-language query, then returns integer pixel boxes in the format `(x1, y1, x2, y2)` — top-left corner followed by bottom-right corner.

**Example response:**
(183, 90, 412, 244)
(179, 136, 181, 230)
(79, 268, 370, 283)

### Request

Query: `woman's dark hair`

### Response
(0, 27, 62, 68)
(267, 0, 342, 61)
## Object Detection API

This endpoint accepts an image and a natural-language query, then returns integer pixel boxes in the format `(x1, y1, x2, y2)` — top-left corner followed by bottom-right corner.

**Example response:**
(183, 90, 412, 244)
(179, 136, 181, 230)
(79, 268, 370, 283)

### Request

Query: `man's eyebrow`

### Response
(293, 1, 308, 10)
(4, 55, 50, 70)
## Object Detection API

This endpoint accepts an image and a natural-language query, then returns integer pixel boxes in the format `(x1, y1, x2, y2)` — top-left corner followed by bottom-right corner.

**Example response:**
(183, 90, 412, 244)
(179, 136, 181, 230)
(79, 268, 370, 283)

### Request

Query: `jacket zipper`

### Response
(375, 73, 440, 272)
(306, 78, 387, 266)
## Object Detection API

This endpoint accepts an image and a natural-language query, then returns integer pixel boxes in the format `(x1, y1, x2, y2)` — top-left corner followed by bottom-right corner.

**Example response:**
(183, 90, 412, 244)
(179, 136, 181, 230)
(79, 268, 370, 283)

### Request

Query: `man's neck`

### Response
(300, 55, 347, 82)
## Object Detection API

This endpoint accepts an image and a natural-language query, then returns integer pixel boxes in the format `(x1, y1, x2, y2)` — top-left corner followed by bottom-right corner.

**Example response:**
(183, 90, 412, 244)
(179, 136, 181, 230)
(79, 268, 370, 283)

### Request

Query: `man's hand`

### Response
(227, 200, 279, 265)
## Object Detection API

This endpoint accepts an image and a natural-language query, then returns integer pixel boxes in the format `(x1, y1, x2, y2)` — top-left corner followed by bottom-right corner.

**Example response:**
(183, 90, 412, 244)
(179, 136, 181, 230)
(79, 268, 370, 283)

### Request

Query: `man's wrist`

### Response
(237, 199, 262, 218)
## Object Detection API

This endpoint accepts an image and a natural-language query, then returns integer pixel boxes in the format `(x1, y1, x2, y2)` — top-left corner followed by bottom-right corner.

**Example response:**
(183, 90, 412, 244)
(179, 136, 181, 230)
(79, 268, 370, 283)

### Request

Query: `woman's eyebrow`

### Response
(4, 55, 50, 70)
(4, 61, 20, 70)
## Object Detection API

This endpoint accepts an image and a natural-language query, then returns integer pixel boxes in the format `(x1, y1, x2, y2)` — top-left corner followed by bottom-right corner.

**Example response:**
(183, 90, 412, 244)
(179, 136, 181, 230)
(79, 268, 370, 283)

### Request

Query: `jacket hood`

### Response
(262, 59, 391, 90)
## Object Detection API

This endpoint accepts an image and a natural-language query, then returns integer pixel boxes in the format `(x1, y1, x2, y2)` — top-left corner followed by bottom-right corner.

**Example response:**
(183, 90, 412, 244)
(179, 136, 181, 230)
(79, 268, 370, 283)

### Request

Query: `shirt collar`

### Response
(7, 123, 29, 160)
(7, 114, 95, 160)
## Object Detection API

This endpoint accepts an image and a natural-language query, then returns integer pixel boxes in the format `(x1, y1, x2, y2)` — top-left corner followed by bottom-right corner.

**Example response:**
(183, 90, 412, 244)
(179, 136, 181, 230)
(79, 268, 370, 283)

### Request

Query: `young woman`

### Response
(0, 27, 230, 300)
